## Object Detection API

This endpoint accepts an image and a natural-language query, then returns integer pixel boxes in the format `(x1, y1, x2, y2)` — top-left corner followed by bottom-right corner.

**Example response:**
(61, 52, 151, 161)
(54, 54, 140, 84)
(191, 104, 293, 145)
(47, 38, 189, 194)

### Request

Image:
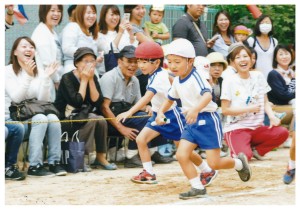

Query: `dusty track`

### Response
(5, 147, 295, 205)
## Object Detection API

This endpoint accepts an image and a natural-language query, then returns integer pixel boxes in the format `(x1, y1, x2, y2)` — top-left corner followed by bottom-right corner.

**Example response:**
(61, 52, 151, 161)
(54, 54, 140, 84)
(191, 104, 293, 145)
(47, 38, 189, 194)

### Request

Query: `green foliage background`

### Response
(212, 5, 295, 46)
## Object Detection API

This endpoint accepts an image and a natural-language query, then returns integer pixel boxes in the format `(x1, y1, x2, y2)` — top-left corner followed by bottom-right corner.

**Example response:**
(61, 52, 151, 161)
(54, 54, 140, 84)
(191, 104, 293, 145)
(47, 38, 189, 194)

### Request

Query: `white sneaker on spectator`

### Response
(283, 137, 292, 148)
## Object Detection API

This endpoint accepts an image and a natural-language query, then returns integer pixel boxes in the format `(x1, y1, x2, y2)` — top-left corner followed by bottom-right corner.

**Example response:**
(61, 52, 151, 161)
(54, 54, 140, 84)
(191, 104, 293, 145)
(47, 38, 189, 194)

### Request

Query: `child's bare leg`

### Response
(206, 149, 235, 170)
(176, 139, 198, 179)
(136, 127, 160, 163)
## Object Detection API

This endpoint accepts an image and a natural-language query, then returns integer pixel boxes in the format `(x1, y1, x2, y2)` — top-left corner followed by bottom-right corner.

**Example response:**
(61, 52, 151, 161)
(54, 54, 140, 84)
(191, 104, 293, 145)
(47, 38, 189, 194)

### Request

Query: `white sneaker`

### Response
(283, 137, 292, 148)
(108, 147, 125, 162)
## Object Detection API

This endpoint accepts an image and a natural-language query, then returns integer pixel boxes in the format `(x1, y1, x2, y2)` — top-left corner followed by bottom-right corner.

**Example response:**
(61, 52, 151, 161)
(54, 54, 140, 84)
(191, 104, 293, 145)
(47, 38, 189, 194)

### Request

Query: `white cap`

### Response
(194, 56, 210, 80)
(165, 38, 196, 58)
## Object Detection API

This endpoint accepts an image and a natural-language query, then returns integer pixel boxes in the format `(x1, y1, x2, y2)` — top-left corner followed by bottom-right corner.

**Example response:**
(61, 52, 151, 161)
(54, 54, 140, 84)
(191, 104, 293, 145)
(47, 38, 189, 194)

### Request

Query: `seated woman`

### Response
(54, 47, 117, 170)
(221, 45, 289, 161)
(267, 44, 295, 130)
(5, 37, 66, 177)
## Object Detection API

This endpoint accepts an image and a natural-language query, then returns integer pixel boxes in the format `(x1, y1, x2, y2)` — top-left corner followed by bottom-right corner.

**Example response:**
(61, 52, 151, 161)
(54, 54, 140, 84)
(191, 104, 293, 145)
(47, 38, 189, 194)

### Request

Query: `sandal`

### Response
(91, 160, 117, 170)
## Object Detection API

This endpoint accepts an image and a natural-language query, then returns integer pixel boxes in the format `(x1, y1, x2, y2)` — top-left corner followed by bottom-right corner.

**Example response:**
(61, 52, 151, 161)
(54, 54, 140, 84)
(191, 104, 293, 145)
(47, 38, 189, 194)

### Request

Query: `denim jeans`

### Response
(24, 114, 61, 166)
(5, 122, 25, 168)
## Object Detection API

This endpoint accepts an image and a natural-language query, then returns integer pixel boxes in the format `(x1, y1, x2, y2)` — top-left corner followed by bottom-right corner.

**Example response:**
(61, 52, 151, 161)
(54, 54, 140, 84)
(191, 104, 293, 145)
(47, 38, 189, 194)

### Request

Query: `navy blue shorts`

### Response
(146, 106, 185, 141)
(181, 112, 223, 150)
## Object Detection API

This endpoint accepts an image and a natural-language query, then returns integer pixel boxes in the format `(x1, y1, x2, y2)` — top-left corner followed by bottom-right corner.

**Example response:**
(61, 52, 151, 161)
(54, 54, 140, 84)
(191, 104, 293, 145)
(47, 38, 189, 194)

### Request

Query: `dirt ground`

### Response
(4, 147, 296, 206)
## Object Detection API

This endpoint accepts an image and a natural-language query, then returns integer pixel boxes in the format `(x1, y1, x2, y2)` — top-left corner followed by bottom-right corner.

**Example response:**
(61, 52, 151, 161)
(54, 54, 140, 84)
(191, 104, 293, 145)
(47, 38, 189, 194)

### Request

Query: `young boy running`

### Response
(155, 38, 252, 199)
(116, 41, 217, 186)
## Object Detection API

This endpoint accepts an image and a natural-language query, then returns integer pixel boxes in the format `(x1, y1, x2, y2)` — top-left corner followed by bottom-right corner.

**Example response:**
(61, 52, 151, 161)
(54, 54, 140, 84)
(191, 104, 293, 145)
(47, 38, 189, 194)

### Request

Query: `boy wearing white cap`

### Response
(116, 42, 217, 186)
(156, 38, 252, 199)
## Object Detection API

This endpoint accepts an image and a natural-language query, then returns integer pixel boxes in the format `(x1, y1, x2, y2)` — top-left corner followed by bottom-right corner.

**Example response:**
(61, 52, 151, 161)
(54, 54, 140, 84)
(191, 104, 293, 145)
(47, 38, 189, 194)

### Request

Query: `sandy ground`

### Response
(5, 147, 296, 205)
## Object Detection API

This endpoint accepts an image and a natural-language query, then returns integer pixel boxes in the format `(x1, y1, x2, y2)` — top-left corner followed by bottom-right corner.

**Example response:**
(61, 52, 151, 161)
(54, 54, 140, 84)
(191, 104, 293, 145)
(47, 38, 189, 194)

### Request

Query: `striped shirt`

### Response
(221, 71, 271, 133)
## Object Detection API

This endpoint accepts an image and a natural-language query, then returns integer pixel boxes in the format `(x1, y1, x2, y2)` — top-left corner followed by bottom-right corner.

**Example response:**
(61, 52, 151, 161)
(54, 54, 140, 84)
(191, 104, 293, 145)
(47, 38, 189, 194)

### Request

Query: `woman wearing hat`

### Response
(207, 52, 228, 107)
(55, 47, 117, 170)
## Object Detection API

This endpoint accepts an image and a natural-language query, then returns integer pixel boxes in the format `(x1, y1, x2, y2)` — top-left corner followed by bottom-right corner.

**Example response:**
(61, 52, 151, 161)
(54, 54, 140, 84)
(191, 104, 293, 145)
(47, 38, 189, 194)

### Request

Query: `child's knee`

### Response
(176, 151, 188, 162)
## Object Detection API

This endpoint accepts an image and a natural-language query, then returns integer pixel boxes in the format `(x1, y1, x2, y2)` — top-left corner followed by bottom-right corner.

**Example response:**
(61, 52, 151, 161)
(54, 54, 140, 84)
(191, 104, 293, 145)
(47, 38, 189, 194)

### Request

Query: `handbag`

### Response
(60, 131, 85, 173)
(104, 43, 120, 72)
(9, 98, 60, 121)
(62, 104, 92, 137)
(109, 101, 133, 116)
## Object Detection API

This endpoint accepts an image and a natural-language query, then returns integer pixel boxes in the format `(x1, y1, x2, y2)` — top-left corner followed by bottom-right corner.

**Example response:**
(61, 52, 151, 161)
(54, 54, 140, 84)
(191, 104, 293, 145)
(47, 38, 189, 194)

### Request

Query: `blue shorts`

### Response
(181, 112, 223, 150)
(146, 106, 185, 141)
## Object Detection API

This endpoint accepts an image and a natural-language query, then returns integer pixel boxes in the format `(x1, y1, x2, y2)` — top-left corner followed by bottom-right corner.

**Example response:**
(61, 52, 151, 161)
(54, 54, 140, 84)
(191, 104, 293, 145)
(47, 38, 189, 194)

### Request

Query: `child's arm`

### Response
(156, 99, 174, 125)
(182, 92, 212, 124)
(116, 91, 155, 123)
(152, 32, 170, 40)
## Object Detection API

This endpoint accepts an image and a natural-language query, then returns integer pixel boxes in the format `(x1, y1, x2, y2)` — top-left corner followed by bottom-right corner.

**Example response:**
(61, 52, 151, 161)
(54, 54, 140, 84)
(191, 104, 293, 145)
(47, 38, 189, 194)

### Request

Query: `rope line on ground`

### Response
(5, 114, 150, 125)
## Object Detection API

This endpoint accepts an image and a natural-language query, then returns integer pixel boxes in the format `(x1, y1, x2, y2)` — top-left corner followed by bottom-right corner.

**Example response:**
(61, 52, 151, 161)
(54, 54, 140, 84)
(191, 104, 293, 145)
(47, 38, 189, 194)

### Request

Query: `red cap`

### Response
(135, 41, 164, 59)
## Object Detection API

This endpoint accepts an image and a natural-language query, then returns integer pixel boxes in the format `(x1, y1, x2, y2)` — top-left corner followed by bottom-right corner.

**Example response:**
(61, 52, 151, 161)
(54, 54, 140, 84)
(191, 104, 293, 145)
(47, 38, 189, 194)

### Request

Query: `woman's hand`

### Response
(96, 51, 104, 63)
(80, 63, 95, 81)
(24, 60, 36, 77)
(45, 61, 59, 77)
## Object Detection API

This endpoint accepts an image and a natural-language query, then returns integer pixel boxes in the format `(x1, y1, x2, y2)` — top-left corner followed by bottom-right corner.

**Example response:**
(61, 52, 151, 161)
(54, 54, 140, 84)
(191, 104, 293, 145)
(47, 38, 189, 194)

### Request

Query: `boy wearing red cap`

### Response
(116, 41, 217, 186)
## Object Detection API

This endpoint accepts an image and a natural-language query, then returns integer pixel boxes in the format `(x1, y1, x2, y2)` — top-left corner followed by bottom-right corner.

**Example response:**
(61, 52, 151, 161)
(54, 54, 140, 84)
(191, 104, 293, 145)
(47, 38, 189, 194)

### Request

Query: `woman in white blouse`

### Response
(61, 5, 102, 78)
(5, 37, 66, 177)
(31, 5, 64, 102)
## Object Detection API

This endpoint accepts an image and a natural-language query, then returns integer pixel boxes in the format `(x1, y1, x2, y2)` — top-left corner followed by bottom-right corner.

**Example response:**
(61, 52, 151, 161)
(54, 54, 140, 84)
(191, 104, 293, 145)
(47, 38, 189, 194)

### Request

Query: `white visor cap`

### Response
(165, 38, 196, 58)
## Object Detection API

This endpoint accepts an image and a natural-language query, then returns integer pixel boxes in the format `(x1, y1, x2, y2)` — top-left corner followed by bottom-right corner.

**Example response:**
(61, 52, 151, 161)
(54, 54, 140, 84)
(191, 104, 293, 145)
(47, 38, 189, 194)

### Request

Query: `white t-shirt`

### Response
(147, 68, 176, 112)
(247, 36, 278, 79)
(168, 68, 217, 113)
(221, 65, 237, 80)
(221, 71, 271, 133)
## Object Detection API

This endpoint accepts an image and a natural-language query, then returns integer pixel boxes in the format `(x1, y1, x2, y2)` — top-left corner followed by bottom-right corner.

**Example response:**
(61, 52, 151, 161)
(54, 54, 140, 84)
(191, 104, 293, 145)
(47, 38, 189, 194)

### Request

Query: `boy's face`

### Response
(137, 59, 159, 75)
(150, 10, 164, 24)
(234, 33, 248, 42)
(167, 54, 194, 78)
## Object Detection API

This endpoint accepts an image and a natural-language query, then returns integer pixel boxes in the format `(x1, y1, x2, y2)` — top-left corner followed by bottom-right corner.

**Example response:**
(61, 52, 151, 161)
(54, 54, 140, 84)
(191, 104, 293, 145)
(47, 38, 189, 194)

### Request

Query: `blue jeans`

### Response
(5, 122, 25, 168)
(24, 114, 61, 166)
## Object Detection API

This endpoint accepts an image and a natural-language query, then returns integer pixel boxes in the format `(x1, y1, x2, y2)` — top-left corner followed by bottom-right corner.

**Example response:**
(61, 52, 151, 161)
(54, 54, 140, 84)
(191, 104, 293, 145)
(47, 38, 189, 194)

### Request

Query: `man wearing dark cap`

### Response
(100, 45, 174, 168)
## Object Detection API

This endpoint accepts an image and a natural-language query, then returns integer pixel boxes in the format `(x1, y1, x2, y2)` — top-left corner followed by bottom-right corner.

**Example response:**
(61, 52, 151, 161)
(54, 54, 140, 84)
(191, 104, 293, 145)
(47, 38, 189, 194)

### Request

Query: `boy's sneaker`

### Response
(131, 169, 157, 184)
(5, 165, 26, 181)
(283, 168, 295, 184)
(236, 153, 252, 182)
(179, 187, 207, 200)
(27, 163, 55, 177)
(49, 161, 67, 176)
(200, 170, 218, 187)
